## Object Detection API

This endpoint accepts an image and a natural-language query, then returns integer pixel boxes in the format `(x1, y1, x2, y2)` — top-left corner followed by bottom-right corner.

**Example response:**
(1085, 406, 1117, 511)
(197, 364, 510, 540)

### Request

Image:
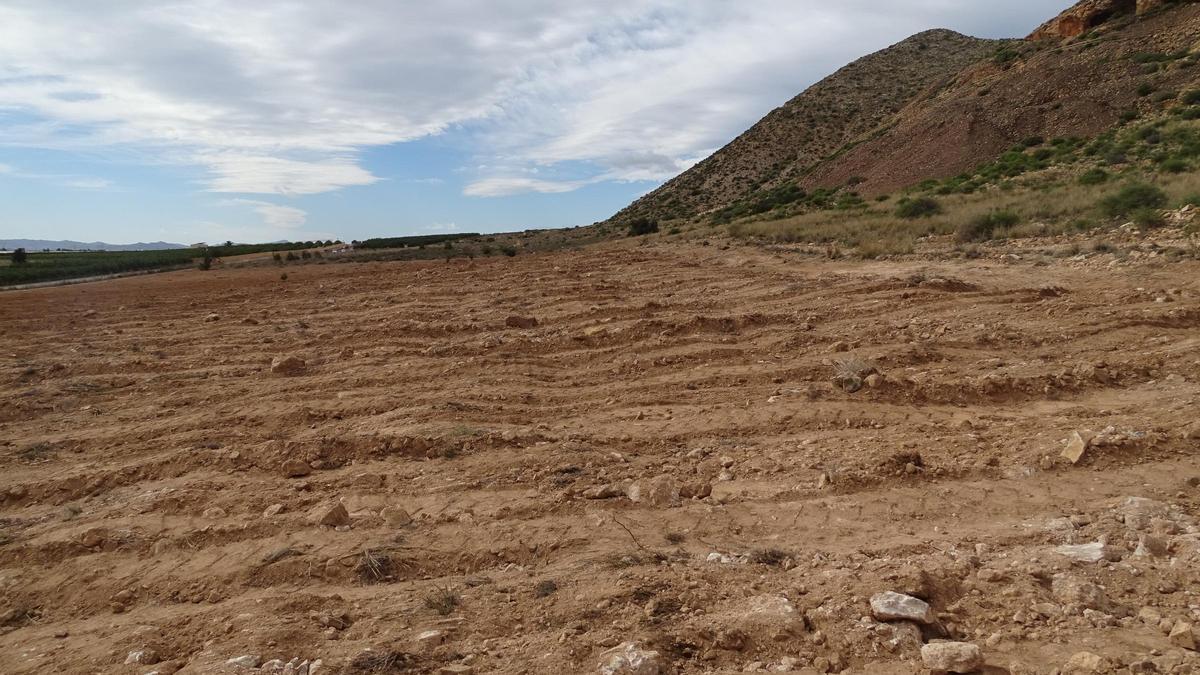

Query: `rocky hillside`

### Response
(607, 30, 1005, 225)
(802, 0, 1200, 196)
(609, 0, 1200, 226)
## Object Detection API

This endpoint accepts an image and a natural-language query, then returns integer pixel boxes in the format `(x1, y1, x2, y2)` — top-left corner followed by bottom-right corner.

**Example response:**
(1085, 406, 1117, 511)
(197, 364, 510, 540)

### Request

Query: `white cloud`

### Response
(225, 198, 308, 229)
(0, 1, 1068, 198)
(202, 155, 379, 196)
(464, 176, 591, 197)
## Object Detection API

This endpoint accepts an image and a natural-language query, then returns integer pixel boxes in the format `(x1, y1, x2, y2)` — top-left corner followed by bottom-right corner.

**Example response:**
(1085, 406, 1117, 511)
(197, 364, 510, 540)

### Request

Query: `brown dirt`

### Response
(1, 241, 1199, 674)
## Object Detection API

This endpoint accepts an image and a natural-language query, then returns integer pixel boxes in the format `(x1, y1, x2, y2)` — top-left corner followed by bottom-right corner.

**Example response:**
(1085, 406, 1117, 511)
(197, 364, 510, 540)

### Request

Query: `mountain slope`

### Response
(608, 0, 1200, 228)
(801, 1, 1200, 196)
(607, 30, 1006, 225)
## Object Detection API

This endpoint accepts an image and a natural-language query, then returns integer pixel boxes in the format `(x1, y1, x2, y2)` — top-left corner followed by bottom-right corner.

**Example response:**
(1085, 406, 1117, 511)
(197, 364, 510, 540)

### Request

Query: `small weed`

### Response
(423, 588, 460, 615)
(534, 580, 558, 598)
(357, 548, 396, 584)
(348, 650, 415, 674)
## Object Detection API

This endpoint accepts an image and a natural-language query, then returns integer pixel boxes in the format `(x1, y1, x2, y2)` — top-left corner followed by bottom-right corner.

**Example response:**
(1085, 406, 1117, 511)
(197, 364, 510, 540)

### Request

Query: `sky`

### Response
(0, 1, 1072, 245)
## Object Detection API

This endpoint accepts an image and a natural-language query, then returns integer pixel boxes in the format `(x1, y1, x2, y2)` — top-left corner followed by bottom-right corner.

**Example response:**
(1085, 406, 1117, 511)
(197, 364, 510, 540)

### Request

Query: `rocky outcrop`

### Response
(1030, 0, 1163, 40)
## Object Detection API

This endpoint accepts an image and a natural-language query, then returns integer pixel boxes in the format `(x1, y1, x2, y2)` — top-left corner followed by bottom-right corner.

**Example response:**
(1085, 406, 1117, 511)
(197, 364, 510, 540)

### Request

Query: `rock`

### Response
(598, 642, 665, 675)
(1117, 497, 1172, 531)
(204, 313, 220, 322)
(79, 527, 107, 548)
(887, 621, 924, 652)
(1135, 534, 1171, 558)
(318, 610, 353, 630)
(1063, 651, 1107, 673)
(226, 655, 262, 669)
(416, 629, 447, 648)
(920, 642, 983, 673)
(281, 459, 312, 478)
(202, 506, 226, 519)
(381, 506, 413, 526)
(260, 660, 286, 672)
(1182, 422, 1200, 441)
(504, 315, 538, 329)
(271, 355, 307, 376)
(1032, 0, 1163, 40)
(584, 484, 626, 500)
(309, 502, 350, 527)
(643, 475, 680, 507)
(1054, 541, 1123, 563)
(1061, 430, 1094, 465)
(262, 503, 284, 517)
(125, 649, 160, 665)
(438, 666, 474, 675)
(1169, 621, 1196, 651)
(870, 591, 934, 624)
(1051, 575, 1107, 611)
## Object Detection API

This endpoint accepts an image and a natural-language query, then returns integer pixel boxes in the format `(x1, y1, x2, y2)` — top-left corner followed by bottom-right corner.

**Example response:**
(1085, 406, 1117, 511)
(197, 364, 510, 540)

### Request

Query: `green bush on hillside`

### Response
(627, 217, 660, 237)
(1078, 168, 1110, 185)
(895, 197, 942, 219)
(956, 210, 1020, 243)
(1100, 183, 1168, 218)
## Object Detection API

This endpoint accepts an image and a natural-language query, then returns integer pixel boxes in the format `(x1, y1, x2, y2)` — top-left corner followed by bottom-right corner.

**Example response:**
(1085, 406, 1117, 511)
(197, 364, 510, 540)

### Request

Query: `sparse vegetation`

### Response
(895, 197, 942, 219)
(423, 588, 460, 615)
(957, 209, 1020, 243)
(627, 217, 660, 237)
(0, 242, 315, 286)
(1100, 183, 1168, 218)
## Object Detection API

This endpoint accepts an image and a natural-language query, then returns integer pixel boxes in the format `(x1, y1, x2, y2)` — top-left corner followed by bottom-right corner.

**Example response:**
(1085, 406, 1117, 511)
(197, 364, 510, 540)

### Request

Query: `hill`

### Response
(0, 239, 186, 252)
(608, 30, 1005, 226)
(607, 0, 1200, 228)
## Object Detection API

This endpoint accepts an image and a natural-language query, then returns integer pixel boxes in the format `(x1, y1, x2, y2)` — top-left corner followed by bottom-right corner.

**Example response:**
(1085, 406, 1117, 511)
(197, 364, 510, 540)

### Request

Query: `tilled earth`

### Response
(1, 241, 1199, 674)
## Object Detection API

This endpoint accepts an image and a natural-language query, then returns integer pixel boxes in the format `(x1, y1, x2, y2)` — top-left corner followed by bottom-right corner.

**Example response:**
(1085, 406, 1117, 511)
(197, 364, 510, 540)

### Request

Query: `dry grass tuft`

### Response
(422, 587, 460, 615)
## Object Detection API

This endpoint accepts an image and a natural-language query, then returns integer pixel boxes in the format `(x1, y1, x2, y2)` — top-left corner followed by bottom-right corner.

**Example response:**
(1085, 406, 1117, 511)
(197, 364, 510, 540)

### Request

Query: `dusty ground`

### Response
(1, 239, 1199, 675)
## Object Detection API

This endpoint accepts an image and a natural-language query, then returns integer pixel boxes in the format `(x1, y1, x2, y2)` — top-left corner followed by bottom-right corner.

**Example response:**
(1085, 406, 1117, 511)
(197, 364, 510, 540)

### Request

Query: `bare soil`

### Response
(1, 240, 1198, 674)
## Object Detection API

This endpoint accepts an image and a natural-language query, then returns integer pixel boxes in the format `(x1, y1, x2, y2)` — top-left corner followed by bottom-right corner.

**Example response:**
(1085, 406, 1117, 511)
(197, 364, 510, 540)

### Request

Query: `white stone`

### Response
(921, 642, 983, 673)
(598, 642, 665, 675)
(225, 655, 262, 669)
(870, 591, 934, 624)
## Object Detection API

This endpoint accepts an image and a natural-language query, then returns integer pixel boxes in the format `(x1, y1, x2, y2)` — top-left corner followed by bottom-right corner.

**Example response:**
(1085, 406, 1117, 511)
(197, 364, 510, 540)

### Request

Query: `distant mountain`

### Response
(0, 239, 187, 251)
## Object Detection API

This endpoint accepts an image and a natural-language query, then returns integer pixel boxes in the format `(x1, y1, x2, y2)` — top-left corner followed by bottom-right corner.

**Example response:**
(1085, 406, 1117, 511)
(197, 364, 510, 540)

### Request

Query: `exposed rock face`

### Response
(1031, 0, 1162, 40)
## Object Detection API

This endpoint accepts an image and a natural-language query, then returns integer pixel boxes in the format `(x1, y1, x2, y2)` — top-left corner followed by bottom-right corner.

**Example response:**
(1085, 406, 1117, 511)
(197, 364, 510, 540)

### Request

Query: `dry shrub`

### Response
(423, 587, 460, 615)
(833, 356, 878, 393)
(357, 548, 396, 584)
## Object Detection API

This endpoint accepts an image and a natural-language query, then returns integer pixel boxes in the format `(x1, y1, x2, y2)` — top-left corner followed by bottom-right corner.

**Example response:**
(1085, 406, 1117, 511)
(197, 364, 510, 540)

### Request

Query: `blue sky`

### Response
(0, 1, 1071, 245)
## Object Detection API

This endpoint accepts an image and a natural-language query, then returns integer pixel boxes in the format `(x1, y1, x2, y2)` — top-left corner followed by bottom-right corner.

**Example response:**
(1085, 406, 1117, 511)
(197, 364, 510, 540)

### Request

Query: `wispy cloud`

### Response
(224, 198, 308, 229)
(463, 176, 591, 198)
(0, 1, 1067, 200)
(0, 160, 113, 189)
